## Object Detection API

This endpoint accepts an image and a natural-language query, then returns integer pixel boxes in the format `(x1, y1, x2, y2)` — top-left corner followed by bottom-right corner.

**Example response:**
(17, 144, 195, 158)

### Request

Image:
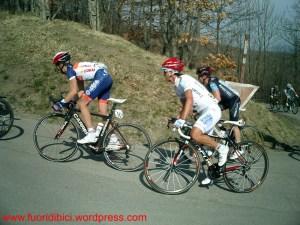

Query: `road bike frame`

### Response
(54, 100, 128, 152)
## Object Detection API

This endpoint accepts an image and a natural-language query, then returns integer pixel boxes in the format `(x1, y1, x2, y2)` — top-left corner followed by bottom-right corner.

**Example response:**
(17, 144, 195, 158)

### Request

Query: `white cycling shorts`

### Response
(193, 105, 221, 134)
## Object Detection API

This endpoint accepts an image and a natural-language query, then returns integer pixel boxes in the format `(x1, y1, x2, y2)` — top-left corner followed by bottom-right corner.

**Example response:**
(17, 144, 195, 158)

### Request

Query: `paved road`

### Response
(0, 114, 299, 225)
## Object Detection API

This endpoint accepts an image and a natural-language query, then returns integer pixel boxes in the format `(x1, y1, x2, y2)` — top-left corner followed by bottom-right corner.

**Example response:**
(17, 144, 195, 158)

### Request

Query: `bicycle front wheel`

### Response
(144, 139, 200, 195)
(269, 100, 274, 111)
(223, 141, 269, 193)
(283, 104, 289, 112)
(103, 123, 151, 171)
(33, 113, 79, 161)
(274, 102, 281, 111)
(0, 98, 14, 138)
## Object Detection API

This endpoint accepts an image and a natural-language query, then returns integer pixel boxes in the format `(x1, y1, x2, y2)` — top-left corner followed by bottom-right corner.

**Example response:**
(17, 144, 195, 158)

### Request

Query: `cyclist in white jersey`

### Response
(161, 58, 229, 184)
(52, 51, 113, 144)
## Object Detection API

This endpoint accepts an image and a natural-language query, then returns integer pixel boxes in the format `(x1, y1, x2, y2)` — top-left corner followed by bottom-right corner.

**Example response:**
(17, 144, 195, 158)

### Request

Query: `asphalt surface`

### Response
(0, 114, 299, 225)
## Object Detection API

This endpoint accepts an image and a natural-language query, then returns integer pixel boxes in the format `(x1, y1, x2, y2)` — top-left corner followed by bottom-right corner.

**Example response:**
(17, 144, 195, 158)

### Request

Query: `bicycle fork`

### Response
(54, 113, 74, 139)
(54, 120, 69, 139)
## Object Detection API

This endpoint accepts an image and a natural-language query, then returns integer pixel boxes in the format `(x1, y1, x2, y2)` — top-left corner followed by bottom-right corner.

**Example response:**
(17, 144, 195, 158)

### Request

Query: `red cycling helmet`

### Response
(52, 51, 71, 65)
(196, 66, 214, 77)
(161, 57, 184, 73)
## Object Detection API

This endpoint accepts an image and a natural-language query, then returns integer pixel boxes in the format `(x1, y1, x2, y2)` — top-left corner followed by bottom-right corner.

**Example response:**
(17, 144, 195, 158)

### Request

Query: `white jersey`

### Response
(174, 74, 219, 113)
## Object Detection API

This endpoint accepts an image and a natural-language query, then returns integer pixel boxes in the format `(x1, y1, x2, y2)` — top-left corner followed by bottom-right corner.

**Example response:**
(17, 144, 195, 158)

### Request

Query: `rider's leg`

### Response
(233, 126, 241, 143)
(191, 106, 229, 167)
(77, 95, 93, 129)
(229, 98, 241, 143)
(77, 71, 113, 144)
(98, 99, 108, 116)
(77, 94, 97, 144)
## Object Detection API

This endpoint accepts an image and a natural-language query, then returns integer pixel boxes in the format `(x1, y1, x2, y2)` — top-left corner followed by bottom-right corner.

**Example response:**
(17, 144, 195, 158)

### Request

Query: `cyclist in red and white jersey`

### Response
(52, 51, 113, 144)
(161, 58, 229, 184)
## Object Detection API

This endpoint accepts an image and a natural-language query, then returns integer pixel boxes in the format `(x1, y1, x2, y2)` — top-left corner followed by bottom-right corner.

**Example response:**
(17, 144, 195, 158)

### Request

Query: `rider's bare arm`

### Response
(179, 90, 193, 120)
(64, 78, 79, 102)
(211, 89, 221, 102)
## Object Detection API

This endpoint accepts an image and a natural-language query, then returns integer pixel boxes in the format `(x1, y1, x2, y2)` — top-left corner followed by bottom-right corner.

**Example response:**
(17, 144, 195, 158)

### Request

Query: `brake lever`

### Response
(167, 117, 177, 129)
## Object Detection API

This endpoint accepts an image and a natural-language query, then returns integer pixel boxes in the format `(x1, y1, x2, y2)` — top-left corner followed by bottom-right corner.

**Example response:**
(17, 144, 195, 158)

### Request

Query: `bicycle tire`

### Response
(269, 100, 274, 111)
(103, 123, 151, 171)
(223, 141, 269, 193)
(283, 104, 289, 112)
(0, 98, 14, 138)
(241, 125, 264, 146)
(274, 102, 281, 111)
(33, 113, 79, 161)
(291, 102, 298, 114)
(144, 139, 200, 195)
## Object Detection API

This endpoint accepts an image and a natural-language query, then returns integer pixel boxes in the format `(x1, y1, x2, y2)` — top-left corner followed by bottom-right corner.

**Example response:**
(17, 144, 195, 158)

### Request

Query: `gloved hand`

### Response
(52, 100, 68, 112)
(174, 119, 185, 128)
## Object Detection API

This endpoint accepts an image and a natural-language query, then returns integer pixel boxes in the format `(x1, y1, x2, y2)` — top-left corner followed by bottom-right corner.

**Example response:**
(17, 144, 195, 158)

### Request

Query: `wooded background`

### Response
(1, 0, 299, 101)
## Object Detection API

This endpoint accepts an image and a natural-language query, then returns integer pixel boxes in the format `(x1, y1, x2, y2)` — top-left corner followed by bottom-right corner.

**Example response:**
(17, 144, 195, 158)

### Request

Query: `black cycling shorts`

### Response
(229, 98, 240, 121)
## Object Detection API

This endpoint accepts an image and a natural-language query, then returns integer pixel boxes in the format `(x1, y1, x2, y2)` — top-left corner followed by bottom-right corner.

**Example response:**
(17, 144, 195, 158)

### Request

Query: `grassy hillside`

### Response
(0, 11, 299, 146)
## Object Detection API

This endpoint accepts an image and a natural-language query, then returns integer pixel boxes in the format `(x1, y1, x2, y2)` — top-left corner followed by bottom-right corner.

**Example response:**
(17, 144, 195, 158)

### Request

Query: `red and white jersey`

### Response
(67, 62, 108, 81)
(174, 74, 219, 113)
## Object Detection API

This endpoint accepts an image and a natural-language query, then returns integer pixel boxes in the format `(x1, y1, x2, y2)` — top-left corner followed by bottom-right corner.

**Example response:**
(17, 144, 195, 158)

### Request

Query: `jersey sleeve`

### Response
(208, 81, 219, 92)
(180, 76, 193, 92)
(66, 64, 76, 80)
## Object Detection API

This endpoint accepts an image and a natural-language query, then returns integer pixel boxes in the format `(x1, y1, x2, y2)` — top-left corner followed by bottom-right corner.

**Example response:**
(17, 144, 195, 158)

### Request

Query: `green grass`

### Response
(0, 11, 299, 145)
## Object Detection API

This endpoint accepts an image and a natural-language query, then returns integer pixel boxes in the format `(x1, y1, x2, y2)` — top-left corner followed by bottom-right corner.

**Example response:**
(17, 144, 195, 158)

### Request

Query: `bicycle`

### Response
(269, 95, 281, 112)
(283, 97, 298, 114)
(0, 96, 14, 138)
(144, 118, 269, 195)
(33, 97, 152, 171)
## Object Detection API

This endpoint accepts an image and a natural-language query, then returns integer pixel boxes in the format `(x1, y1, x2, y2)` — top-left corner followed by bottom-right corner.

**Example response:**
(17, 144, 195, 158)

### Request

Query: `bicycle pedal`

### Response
(88, 144, 103, 154)
(207, 180, 214, 188)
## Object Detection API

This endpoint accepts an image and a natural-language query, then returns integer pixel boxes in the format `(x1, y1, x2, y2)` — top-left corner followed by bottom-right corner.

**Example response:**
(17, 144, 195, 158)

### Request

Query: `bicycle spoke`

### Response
(145, 139, 200, 194)
(104, 124, 151, 171)
(223, 141, 268, 193)
(33, 114, 78, 161)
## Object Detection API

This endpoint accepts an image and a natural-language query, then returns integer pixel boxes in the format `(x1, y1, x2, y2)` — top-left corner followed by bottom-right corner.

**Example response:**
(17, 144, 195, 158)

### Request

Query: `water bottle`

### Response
(95, 122, 104, 137)
(213, 127, 226, 144)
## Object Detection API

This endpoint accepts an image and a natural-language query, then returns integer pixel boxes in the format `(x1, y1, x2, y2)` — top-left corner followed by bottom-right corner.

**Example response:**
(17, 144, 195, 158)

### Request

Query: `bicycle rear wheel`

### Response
(223, 141, 269, 193)
(0, 98, 14, 138)
(103, 123, 151, 171)
(291, 102, 298, 114)
(33, 113, 79, 161)
(144, 139, 200, 195)
(241, 125, 264, 146)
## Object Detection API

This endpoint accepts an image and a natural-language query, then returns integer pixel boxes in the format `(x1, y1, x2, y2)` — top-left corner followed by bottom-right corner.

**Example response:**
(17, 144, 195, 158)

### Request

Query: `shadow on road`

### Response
(263, 133, 300, 161)
(0, 124, 24, 141)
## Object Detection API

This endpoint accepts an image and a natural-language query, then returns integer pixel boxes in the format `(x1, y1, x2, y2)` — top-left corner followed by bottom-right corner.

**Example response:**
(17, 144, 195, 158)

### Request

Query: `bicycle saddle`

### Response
(108, 98, 127, 104)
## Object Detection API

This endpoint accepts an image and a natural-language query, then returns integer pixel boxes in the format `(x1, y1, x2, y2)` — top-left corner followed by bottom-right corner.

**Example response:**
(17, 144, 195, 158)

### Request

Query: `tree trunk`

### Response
(88, 0, 97, 30)
(40, 0, 50, 21)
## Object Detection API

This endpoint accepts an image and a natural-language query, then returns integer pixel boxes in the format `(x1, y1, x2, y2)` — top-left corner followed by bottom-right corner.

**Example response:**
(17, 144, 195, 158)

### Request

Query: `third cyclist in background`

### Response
(197, 66, 243, 160)
(284, 83, 299, 108)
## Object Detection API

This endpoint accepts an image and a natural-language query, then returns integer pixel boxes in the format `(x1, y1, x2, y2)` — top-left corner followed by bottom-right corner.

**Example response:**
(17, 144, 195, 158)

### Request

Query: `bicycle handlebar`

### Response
(168, 117, 245, 140)
(168, 118, 192, 140)
(177, 127, 191, 140)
